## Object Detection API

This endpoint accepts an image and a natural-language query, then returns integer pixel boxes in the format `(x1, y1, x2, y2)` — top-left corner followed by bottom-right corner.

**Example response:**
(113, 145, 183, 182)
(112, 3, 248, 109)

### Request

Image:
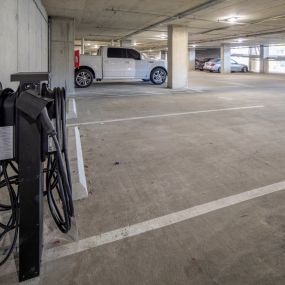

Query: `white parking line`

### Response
(44, 180, 285, 262)
(1, 179, 284, 277)
(219, 97, 233, 101)
(67, 105, 264, 127)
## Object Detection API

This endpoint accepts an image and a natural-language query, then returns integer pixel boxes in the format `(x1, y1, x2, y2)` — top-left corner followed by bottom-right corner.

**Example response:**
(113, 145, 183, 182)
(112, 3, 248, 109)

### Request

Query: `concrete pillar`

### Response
(50, 17, 75, 95)
(189, 48, 196, 70)
(81, 38, 85, 55)
(167, 25, 188, 89)
(260, 45, 269, 73)
(156, 51, 162, 59)
(120, 40, 132, 47)
(220, 44, 231, 73)
(248, 47, 253, 72)
(161, 50, 167, 60)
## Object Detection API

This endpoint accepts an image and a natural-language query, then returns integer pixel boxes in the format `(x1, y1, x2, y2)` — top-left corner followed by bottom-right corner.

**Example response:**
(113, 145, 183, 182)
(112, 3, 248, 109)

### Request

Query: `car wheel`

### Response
(242, 67, 248, 73)
(150, 67, 167, 85)
(75, 69, 93, 88)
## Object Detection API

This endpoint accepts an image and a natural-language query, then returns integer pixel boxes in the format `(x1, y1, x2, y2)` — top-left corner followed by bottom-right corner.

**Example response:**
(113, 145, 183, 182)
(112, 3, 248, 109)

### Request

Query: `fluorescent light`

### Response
(86, 43, 91, 46)
(192, 44, 197, 48)
(221, 16, 241, 24)
(159, 34, 167, 39)
(133, 42, 137, 46)
(228, 17, 239, 23)
(233, 38, 245, 43)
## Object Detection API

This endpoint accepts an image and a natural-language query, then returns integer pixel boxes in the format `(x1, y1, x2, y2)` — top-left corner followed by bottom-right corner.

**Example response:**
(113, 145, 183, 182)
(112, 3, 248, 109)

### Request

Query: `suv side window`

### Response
(107, 48, 127, 58)
(127, 49, 141, 60)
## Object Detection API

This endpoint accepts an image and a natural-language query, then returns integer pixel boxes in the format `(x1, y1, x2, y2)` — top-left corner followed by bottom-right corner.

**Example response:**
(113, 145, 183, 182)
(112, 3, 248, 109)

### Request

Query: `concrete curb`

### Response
(68, 126, 88, 201)
(66, 98, 77, 120)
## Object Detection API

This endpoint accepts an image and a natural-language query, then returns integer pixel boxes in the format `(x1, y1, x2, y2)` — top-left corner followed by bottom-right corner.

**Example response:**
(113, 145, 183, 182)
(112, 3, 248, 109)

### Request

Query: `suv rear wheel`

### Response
(75, 69, 93, 88)
(150, 67, 167, 85)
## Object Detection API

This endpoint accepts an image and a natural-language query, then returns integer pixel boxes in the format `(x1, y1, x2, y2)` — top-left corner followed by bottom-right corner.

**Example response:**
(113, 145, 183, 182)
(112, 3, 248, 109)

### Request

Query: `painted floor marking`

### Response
(219, 97, 233, 101)
(44, 180, 285, 262)
(1, 179, 285, 277)
(67, 105, 264, 127)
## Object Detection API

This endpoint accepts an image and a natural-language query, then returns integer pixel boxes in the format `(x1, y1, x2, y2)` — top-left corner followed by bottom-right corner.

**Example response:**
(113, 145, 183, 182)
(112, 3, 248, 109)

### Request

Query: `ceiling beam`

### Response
(117, 0, 229, 40)
(191, 28, 285, 45)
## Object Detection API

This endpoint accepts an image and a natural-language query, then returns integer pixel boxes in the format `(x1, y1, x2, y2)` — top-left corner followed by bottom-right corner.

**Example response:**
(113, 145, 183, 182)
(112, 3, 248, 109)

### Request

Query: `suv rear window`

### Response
(107, 48, 127, 58)
(127, 49, 141, 60)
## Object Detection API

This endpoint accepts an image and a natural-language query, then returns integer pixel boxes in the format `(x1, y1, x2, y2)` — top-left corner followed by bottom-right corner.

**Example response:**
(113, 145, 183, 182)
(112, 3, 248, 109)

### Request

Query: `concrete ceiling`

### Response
(42, 0, 285, 49)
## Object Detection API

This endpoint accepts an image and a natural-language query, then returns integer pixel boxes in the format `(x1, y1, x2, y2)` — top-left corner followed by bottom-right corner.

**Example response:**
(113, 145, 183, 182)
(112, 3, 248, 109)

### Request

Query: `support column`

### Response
(168, 25, 188, 89)
(220, 44, 231, 73)
(189, 48, 196, 71)
(260, 45, 269, 73)
(248, 47, 253, 72)
(120, 40, 132, 47)
(50, 17, 75, 95)
(161, 50, 167, 60)
(81, 38, 85, 54)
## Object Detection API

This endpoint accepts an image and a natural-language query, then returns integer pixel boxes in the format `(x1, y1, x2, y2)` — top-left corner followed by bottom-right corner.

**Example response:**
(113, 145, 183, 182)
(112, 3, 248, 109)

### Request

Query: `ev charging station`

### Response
(0, 73, 74, 282)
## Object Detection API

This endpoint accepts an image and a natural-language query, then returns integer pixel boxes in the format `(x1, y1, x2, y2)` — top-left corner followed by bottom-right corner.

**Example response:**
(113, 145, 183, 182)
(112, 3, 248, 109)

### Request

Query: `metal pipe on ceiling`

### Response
(117, 0, 230, 40)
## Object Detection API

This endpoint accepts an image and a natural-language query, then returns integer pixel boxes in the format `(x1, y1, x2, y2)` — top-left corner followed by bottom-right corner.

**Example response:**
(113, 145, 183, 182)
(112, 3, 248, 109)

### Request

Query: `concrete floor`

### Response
(2, 71, 285, 284)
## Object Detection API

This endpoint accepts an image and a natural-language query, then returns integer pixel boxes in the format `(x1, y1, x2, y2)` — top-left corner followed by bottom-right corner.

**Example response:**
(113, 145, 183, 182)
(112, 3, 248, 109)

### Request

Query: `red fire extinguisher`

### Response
(74, 50, 80, 68)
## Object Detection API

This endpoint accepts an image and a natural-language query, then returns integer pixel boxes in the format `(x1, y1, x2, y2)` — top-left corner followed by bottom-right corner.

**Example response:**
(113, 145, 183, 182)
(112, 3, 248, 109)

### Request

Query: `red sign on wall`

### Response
(74, 50, 80, 68)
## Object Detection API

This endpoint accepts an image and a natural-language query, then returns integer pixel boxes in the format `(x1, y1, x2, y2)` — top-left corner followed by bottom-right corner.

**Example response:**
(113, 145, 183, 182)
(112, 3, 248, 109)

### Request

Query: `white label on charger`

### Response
(0, 126, 14, 160)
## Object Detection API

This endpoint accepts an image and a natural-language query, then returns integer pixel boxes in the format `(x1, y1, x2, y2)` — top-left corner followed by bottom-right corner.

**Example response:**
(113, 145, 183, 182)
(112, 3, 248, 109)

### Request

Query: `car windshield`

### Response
(210, 58, 221, 63)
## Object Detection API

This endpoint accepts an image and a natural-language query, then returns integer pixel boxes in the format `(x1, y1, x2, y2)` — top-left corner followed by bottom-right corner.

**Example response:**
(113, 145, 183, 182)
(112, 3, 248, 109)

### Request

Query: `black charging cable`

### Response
(0, 88, 19, 266)
(0, 86, 75, 266)
(0, 161, 19, 266)
(41, 107, 74, 233)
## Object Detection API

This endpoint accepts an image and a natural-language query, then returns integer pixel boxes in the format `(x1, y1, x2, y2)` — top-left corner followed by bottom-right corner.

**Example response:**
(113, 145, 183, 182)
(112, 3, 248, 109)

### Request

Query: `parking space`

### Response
(3, 1, 285, 284)
(2, 72, 285, 284)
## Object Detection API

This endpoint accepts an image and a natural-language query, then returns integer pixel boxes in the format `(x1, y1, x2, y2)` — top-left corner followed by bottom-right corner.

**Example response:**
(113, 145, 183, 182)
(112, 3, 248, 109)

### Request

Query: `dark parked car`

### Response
(195, 58, 213, 71)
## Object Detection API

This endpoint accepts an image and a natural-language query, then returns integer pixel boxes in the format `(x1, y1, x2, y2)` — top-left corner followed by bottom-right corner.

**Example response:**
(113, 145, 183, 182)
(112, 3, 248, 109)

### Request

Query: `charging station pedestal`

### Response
(11, 72, 49, 281)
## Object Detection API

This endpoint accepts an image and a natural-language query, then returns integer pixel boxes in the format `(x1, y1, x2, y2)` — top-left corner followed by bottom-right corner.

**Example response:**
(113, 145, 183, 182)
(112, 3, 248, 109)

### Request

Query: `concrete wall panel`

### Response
(0, 0, 48, 89)
(0, 0, 18, 89)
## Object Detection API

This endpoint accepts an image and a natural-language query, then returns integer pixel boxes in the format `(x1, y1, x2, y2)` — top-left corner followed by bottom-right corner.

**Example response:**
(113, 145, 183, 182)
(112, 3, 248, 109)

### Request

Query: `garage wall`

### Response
(196, 48, 220, 60)
(0, 0, 48, 89)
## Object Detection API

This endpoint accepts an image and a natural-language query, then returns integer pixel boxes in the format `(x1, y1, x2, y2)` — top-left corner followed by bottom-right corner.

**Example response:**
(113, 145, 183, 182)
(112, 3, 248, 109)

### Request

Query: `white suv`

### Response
(75, 46, 168, 88)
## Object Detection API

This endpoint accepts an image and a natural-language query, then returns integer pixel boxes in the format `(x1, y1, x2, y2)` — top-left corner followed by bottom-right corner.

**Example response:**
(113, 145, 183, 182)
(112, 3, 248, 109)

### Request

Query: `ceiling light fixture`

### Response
(221, 16, 241, 24)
